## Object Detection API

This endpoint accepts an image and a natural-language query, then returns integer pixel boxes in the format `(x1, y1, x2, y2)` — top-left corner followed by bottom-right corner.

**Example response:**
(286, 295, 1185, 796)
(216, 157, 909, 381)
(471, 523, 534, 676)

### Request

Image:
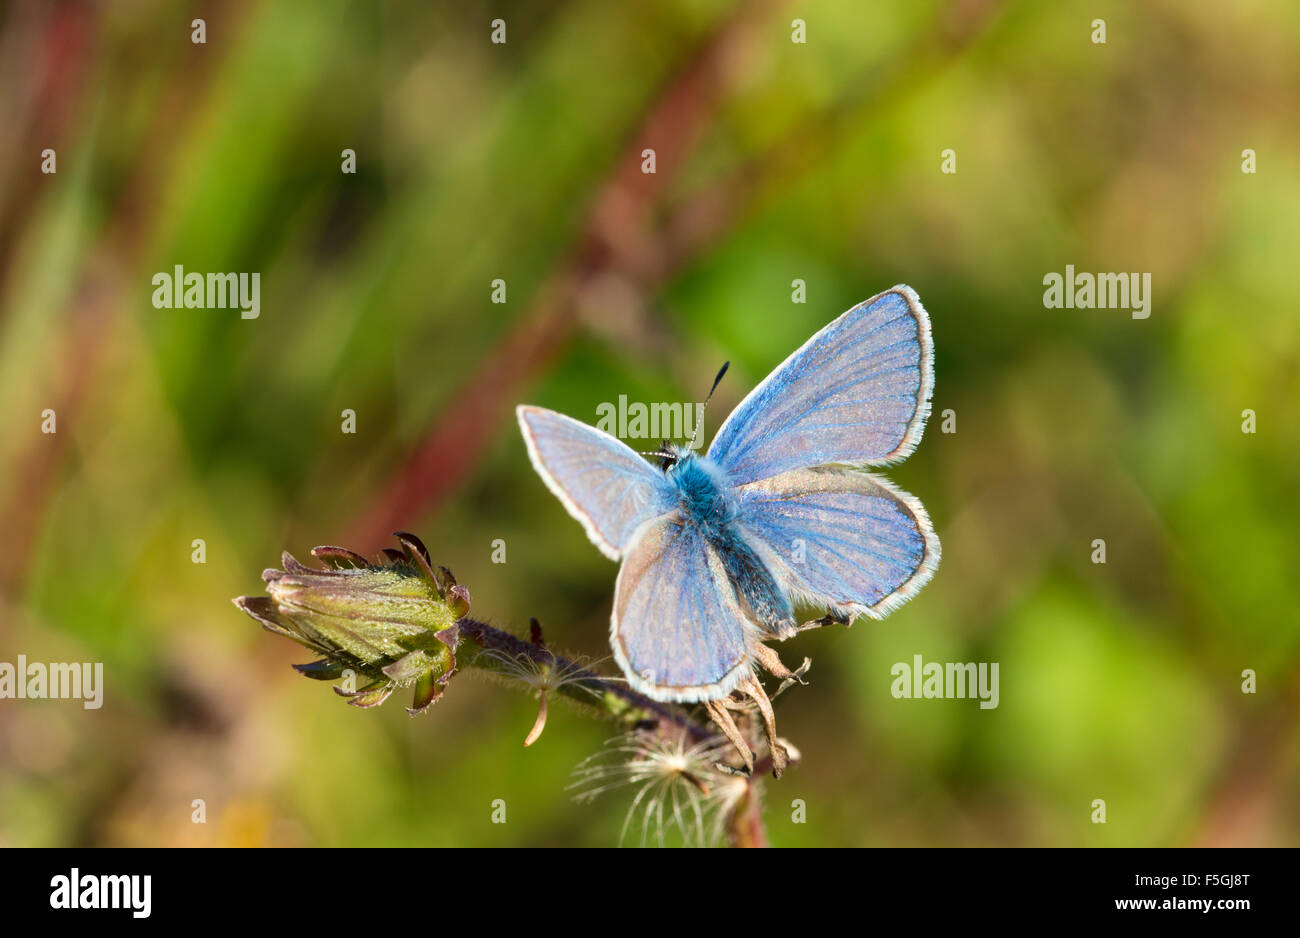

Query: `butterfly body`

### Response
(519, 285, 940, 706)
(666, 451, 797, 633)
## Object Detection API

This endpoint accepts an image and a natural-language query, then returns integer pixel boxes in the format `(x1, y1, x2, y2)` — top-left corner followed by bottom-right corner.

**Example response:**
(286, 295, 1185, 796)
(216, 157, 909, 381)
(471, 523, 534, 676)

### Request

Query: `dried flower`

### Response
(234, 532, 469, 714)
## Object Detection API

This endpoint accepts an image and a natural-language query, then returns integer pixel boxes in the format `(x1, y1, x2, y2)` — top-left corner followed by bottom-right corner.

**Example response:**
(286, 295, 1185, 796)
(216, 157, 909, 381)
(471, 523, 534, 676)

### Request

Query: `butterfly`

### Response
(518, 285, 940, 773)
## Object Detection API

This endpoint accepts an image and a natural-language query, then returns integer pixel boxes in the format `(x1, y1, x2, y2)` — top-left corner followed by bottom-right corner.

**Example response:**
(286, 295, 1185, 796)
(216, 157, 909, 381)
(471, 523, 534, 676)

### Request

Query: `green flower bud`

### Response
(234, 532, 467, 714)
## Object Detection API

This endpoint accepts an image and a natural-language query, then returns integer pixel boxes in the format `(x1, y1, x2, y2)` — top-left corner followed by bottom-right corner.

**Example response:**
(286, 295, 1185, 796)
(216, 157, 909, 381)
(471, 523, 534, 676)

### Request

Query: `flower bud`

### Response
(234, 532, 468, 714)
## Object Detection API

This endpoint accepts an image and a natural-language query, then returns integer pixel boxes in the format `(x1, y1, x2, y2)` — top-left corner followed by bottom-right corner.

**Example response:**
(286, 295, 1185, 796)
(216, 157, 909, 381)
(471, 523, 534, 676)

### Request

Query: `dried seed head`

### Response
(568, 729, 740, 847)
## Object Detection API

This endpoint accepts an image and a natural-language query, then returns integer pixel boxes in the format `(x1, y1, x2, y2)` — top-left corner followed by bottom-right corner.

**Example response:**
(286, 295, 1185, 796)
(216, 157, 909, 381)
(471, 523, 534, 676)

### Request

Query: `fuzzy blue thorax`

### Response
(664, 449, 737, 534)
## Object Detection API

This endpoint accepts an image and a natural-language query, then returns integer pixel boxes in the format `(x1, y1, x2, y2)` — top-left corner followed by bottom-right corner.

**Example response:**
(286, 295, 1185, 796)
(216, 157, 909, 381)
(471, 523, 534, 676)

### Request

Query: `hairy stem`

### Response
(456, 617, 714, 744)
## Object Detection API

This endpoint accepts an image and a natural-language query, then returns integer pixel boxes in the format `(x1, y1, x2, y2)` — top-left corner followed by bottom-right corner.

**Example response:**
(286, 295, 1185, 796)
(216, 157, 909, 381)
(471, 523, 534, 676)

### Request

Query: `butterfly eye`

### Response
(656, 440, 676, 471)
(639, 444, 678, 471)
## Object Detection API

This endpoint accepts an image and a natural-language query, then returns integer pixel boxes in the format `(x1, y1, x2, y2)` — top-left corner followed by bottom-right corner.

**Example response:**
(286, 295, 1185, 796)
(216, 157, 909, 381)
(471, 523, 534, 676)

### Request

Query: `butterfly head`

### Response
(656, 441, 680, 472)
(645, 442, 708, 473)
(637, 440, 682, 471)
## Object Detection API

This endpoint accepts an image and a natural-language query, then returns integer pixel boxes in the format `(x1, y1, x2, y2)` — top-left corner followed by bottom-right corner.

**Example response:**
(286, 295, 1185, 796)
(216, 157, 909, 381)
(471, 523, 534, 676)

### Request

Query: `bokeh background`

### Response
(1, 0, 1297, 847)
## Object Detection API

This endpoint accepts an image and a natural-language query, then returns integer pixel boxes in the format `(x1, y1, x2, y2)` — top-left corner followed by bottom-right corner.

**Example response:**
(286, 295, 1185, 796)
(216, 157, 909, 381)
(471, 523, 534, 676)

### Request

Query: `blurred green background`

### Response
(1, 0, 1297, 847)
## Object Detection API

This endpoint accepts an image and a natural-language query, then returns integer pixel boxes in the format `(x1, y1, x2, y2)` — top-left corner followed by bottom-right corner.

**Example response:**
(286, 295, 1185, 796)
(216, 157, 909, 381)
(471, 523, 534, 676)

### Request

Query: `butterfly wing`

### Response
(735, 466, 939, 621)
(518, 406, 675, 560)
(611, 512, 756, 702)
(707, 285, 934, 485)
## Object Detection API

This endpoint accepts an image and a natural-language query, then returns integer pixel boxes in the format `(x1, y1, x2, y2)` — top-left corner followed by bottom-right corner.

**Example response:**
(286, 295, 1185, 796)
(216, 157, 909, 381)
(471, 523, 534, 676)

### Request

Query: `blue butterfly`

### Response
(518, 285, 939, 769)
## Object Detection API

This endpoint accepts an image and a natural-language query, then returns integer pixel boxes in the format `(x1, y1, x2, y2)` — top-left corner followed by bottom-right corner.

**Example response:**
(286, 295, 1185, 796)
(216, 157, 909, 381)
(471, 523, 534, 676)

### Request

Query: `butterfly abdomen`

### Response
(714, 528, 795, 635)
(668, 453, 794, 636)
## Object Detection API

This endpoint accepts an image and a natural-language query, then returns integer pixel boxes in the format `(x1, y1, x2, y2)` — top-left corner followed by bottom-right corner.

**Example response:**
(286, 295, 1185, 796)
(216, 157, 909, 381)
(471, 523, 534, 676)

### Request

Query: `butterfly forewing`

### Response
(707, 285, 934, 485)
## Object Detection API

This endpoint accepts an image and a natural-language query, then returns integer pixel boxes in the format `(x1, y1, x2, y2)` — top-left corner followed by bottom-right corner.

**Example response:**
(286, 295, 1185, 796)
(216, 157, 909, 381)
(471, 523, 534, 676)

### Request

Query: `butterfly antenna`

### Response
(688, 361, 730, 450)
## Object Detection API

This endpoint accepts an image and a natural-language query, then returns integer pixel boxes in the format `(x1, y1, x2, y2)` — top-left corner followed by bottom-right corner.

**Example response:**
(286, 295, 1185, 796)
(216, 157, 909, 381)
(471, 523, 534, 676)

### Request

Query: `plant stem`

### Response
(456, 617, 714, 744)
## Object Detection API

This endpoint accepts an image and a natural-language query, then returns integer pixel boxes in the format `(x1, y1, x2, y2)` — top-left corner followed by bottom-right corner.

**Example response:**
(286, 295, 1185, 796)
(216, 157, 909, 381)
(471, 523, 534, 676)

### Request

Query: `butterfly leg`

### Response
(796, 608, 854, 633)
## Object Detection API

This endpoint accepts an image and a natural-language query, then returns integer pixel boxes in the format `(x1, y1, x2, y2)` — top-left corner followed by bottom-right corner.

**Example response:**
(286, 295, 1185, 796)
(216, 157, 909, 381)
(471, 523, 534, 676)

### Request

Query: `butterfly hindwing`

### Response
(707, 285, 934, 485)
(517, 406, 674, 560)
(735, 466, 939, 621)
(611, 513, 754, 702)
